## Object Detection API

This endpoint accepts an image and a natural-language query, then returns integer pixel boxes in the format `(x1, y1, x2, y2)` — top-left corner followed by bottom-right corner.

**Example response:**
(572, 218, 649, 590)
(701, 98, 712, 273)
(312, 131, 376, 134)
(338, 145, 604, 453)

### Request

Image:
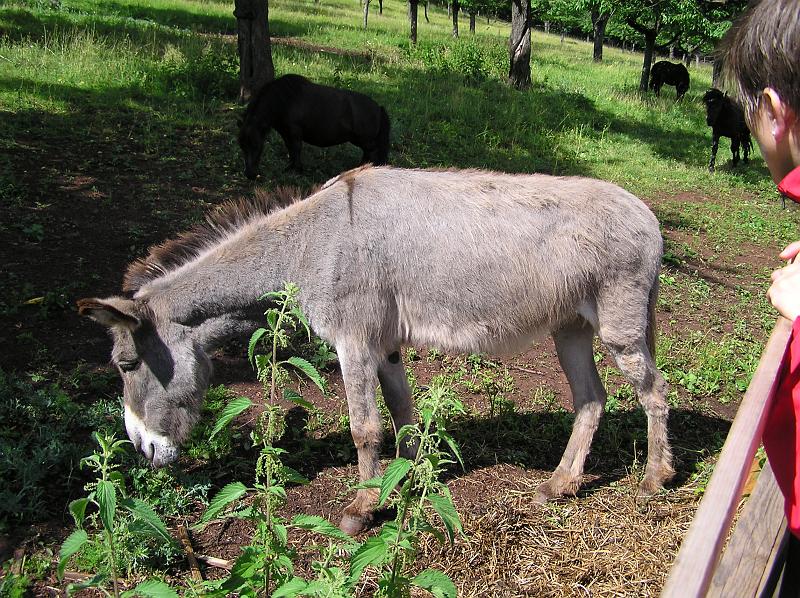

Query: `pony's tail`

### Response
(374, 107, 390, 165)
(646, 273, 659, 359)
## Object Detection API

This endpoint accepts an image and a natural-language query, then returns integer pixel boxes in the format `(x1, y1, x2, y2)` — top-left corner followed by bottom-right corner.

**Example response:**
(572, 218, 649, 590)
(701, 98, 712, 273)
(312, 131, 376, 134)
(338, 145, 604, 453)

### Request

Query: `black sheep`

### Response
(702, 88, 752, 173)
(649, 61, 690, 100)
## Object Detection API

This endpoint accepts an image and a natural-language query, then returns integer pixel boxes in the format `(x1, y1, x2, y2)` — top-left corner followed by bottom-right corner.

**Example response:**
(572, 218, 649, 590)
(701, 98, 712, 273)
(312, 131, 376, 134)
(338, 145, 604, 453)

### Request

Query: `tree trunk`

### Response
(409, 0, 418, 43)
(452, 0, 459, 37)
(544, 21, 550, 34)
(590, 9, 608, 62)
(234, 0, 274, 104)
(378, 0, 382, 14)
(469, 11, 475, 33)
(363, 0, 369, 28)
(423, 0, 429, 23)
(669, 44, 674, 59)
(638, 32, 656, 93)
(712, 58, 723, 88)
(508, 0, 531, 89)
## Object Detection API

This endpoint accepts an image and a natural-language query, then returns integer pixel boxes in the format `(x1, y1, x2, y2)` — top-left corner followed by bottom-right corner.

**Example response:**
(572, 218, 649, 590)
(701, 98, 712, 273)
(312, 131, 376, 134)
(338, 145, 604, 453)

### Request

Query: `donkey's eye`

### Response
(118, 359, 140, 373)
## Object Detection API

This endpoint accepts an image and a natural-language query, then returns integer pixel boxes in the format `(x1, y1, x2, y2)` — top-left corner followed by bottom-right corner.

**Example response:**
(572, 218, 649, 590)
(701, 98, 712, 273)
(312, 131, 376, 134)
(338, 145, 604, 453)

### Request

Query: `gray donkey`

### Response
(78, 166, 673, 535)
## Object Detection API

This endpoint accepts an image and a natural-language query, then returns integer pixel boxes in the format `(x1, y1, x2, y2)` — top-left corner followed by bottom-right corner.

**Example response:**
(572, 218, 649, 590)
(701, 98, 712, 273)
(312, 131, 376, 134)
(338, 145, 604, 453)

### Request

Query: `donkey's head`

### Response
(78, 297, 212, 467)
(237, 116, 266, 181)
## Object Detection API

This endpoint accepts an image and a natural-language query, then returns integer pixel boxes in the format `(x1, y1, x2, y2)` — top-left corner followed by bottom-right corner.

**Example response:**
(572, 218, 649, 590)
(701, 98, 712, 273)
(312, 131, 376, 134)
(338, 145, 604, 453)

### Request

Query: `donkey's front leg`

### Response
(337, 342, 384, 535)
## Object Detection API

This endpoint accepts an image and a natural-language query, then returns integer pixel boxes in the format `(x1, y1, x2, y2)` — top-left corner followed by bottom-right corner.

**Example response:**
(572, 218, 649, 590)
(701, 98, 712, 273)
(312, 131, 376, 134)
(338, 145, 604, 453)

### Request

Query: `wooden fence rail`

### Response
(662, 317, 793, 598)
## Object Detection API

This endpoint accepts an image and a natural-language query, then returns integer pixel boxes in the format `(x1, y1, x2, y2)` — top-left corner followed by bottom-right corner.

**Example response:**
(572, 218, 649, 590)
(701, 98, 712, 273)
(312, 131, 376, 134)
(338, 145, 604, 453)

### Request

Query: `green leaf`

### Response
(58, 529, 88, 580)
(353, 476, 382, 490)
(121, 579, 179, 598)
(280, 465, 310, 485)
(68, 498, 89, 528)
(290, 307, 312, 340)
(349, 535, 387, 581)
(209, 396, 252, 440)
(283, 387, 315, 411)
(411, 569, 457, 598)
(273, 577, 308, 598)
(248, 327, 268, 364)
(396, 424, 418, 445)
(66, 572, 109, 594)
(197, 482, 248, 526)
(439, 430, 465, 470)
(428, 492, 462, 543)
(122, 497, 174, 546)
(378, 457, 412, 507)
(96, 480, 116, 531)
(291, 514, 352, 542)
(285, 356, 325, 392)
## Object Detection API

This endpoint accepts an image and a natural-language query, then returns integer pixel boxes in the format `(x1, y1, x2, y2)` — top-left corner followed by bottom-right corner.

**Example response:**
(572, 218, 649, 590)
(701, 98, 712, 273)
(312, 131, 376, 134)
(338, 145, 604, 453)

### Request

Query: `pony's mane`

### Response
(123, 186, 307, 294)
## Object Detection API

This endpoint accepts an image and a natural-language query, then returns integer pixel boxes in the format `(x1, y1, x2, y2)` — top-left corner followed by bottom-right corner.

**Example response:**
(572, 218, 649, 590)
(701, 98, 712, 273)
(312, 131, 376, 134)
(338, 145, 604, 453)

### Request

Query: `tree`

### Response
(452, 0, 460, 36)
(363, 0, 370, 28)
(509, 0, 532, 88)
(409, 0, 420, 42)
(234, 0, 274, 103)
(580, 0, 616, 61)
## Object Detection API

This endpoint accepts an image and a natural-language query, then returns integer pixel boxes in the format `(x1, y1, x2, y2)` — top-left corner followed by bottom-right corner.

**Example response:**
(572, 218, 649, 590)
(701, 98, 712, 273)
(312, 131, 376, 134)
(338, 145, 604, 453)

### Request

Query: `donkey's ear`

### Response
(77, 297, 140, 330)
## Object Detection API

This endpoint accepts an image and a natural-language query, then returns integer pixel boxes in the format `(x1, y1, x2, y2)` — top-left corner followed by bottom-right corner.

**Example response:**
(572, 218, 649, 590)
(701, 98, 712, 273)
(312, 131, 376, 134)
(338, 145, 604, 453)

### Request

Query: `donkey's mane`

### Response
(123, 186, 307, 293)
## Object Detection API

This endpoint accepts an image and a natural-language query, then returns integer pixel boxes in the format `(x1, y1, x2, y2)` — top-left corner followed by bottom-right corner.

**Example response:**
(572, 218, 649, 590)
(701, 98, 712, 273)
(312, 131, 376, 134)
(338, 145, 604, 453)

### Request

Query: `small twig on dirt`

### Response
(196, 554, 233, 571)
(509, 364, 544, 376)
(63, 571, 92, 582)
(177, 525, 203, 581)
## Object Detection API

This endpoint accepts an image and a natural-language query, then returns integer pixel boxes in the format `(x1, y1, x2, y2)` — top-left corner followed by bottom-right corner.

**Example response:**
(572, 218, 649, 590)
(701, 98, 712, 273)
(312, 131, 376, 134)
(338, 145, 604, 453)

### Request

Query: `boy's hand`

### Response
(768, 243, 800, 322)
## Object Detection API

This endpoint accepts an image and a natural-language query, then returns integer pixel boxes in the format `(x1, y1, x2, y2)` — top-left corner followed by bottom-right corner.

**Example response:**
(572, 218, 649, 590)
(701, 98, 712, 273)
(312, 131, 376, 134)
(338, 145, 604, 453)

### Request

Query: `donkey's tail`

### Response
(374, 107, 391, 165)
(646, 273, 659, 359)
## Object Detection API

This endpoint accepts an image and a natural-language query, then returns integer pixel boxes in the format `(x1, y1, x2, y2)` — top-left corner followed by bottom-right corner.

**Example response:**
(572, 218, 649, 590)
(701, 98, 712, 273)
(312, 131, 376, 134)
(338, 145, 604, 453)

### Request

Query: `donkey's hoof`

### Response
(339, 511, 372, 536)
(533, 480, 561, 504)
(637, 478, 663, 498)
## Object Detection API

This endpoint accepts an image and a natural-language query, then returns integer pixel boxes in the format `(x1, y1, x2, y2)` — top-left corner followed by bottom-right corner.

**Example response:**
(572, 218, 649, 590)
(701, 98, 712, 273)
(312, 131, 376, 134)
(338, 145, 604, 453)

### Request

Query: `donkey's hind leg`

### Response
(378, 350, 419, 460)
(337, 341, 384, 535)
(535, 319, 607, 503)
(597, 293, 674, 496)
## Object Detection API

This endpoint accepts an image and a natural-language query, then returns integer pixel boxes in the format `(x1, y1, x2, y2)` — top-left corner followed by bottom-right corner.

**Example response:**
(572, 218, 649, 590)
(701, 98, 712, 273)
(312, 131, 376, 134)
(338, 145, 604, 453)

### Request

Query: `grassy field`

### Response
(1, 0, 799, 595)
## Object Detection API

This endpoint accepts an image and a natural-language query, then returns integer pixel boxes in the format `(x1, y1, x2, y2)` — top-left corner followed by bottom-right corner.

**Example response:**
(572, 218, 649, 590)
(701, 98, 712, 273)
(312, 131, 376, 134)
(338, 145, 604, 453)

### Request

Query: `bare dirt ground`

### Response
(1, 111, 777, 596)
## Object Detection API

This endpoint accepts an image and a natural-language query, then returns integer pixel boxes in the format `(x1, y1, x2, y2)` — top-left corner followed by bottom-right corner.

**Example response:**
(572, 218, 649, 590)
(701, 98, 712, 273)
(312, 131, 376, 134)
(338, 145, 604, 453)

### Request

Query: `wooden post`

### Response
(662, 318, 792, 598)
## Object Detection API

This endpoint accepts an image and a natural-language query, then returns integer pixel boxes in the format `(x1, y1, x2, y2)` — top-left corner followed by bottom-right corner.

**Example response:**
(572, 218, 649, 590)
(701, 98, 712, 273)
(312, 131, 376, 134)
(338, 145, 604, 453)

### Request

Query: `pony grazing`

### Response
(79, 166, 673, 535)
(237, 74, 390, 179)
(702, 88, 752, 173)
(649, 61, 690, 100)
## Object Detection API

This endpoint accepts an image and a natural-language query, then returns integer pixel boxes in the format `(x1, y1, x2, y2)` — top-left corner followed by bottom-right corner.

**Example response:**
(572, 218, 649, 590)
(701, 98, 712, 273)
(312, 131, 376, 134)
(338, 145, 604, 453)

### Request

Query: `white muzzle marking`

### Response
(124, 405, 179, 467)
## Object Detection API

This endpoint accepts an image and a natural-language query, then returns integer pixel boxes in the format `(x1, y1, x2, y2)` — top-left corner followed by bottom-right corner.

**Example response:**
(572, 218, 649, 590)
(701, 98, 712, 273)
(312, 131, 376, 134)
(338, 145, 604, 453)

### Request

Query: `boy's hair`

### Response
(721, 0, 799, 124)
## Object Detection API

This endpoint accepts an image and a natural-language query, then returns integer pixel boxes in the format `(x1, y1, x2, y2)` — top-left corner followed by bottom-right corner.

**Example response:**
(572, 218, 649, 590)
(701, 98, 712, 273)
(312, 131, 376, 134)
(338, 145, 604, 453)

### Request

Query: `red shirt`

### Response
(764, 165, 800, 537)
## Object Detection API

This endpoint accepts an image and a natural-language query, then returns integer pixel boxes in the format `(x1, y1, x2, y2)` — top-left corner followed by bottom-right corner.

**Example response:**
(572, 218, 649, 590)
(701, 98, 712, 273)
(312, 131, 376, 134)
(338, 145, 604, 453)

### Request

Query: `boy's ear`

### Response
(762, 87, 793, 140)
(77, 297, 140, 330)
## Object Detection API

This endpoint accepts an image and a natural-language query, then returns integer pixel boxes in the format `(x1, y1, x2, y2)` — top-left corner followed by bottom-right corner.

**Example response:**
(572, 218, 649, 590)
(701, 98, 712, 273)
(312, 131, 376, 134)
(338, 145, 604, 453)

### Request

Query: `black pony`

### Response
(702, 88, 752, 173)
(649, 61, 690, 100)
(238, 74, 390, 179)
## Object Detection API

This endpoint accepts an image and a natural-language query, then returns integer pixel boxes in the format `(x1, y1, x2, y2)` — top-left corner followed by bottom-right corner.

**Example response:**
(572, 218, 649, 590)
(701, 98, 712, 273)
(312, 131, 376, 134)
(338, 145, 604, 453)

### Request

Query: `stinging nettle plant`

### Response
(58, 431, 178, 598)
(198, 283, 464, 597)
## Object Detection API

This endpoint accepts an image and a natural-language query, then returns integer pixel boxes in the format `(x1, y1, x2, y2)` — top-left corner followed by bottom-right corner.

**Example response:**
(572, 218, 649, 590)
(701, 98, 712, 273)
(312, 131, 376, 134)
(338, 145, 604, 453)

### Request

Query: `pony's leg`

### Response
(709, 134, 719, 172)
(535, 319, 607, 502)
(743, 138, 751, 163)
(378, 350, 419, 459)
(597, 291, 674, 496)
(731, 138, 741, 166)
(337, 341, 384, 535)
(279, 129, 304, 171)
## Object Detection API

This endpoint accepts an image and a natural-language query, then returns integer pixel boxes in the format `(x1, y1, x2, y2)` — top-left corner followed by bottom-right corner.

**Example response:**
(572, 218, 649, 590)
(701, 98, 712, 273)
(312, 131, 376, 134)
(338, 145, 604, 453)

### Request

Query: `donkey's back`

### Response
(304, 167, 662, 356)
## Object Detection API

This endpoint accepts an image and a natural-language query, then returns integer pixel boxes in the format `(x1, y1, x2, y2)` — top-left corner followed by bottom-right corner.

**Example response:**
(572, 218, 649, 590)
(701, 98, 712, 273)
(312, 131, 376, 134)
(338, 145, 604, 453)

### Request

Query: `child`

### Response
(722, 0, 800, 543)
